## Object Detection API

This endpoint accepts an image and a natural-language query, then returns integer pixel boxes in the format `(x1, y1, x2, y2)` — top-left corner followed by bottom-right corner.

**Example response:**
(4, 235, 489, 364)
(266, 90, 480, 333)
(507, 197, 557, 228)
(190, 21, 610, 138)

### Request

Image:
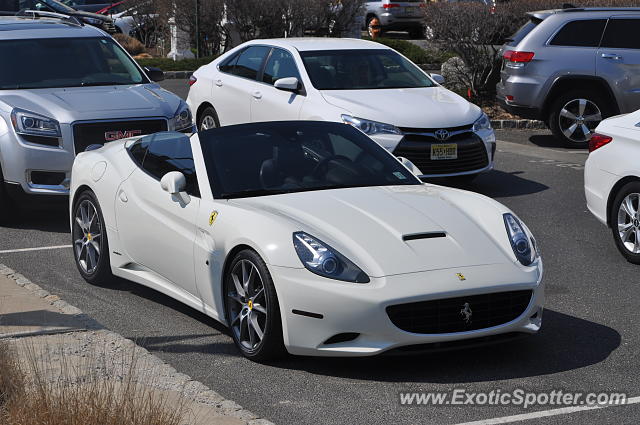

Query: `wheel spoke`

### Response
(578, 99, 587, 116)
(229, 293, 244, 305)
(90, 241, 101, 256)
(562, 123, 578, 139)
(635, 230, 640, 253)
(580, 124, 591, 139)
(253, 287, 264, 302)
(252, 303, 267, 314)
(232, 274, 246, 298)
(249, 312, 264, 341)
(230, 312, 241, 327)
(584, 112, 602, 122)
(560, 108, 577, 120)
(620, 224, 634, 242)
(623, 197, 637, 218)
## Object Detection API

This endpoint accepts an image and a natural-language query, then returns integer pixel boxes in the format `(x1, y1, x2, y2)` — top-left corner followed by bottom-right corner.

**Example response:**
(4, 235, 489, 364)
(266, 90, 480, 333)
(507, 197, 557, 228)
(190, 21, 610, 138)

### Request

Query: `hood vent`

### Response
(403, 232, 447, 241)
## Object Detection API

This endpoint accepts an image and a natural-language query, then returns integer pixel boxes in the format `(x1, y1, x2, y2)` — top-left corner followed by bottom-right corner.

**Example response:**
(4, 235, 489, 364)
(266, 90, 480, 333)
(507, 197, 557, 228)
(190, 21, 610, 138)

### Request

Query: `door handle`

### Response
(252, 91, 262, 99)
(215, 79, 223, 87)
(119, 190, 128, 203)
(601, 53, 622, 60)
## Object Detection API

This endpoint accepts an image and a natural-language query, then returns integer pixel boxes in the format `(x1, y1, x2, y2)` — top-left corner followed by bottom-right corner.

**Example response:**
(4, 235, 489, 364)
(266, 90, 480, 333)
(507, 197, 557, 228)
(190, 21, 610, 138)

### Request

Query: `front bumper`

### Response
(272, 261, 544, 357)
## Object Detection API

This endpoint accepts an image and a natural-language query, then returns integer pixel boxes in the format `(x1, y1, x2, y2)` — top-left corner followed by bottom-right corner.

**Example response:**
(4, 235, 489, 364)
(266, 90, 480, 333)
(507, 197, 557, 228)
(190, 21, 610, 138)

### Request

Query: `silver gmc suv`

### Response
(364, 0, 425, 38)
(0, 14, 193, 222)
(497, 7, 640, 147)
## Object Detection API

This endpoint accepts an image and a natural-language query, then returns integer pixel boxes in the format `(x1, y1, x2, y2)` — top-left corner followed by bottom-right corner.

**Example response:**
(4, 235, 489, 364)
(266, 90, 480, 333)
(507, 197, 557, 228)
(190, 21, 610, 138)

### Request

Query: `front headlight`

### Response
(473, 112, 492, 132)
(503, 213, 538, 266)
(172, 102, 193, 132)
(342, 115, 401, 136)
(293, 232, 370, 283)
(10, 108, 61, 138)
(82, 17, 102, 25)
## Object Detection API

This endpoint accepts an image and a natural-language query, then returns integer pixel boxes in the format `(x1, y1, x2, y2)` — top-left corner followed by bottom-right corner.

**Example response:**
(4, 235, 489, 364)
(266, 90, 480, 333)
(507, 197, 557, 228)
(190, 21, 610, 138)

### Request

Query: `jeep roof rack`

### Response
(16, 10, 84, 27)
(559, 7, 640, 13)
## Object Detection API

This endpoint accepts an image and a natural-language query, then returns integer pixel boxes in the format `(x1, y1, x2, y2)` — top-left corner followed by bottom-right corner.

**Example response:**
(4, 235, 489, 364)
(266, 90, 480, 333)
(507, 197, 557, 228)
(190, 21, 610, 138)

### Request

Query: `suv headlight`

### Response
(342, 115, 401, 136)
(293, 232, 370, 283)
(172, 102, 193, 132)
(82, 17, 103, 25)
(10, 109, 61, 139)
(473, 112, 492, 132)
(503, 213, 538, 266)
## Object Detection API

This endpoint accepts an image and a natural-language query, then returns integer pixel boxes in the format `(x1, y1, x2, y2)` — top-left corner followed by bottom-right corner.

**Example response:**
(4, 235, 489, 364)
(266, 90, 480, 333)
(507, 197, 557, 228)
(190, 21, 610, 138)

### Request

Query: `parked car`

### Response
(187, 38, 496, 181)
(498, 7, 640, 147)
(585, 110, 640, 263)
(60, 0, 112, 13)
(0, 15, 193, 222)
(98, 0, 156, 39)
(363, 0, 425, 38)
(70, 121, 543, 361)
(0, 0, 116, 32)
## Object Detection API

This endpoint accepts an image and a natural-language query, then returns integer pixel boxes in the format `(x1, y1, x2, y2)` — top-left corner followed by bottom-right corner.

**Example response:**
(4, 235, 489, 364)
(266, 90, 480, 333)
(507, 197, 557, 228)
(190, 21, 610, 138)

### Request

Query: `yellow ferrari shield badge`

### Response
(456, 273, 466, 281)
(209, 211, 219, 226)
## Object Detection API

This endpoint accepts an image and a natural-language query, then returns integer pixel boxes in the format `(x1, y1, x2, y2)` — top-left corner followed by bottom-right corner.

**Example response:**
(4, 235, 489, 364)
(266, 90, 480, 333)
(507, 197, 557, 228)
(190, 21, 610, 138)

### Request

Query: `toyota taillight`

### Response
(589, 133, 613, 153)
(188, 75, 197, 86)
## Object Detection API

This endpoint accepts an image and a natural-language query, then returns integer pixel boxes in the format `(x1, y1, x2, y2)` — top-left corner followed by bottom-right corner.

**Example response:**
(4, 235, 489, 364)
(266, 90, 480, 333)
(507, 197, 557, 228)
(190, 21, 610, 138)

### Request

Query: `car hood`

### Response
(0, 84, 181, 123)
(234, 185, 519, 277)
(320, 87, 482, 128)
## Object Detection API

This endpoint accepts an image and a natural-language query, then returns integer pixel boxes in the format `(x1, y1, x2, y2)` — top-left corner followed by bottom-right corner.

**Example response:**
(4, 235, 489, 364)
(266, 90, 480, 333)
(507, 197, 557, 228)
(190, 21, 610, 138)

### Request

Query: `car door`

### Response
(115, 132, 201, 298)
(597, 17, 640, 113)
(213, 45, 271, 126)
(250, 47, 307, 122)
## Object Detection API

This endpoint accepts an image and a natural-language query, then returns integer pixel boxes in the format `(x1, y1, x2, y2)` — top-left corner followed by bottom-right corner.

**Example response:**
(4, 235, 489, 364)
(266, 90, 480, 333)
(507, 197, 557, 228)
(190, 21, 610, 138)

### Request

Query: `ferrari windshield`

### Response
(300, 49, 435, 90)
(0, 37, 147, 90)
(199, 121, 421, 199)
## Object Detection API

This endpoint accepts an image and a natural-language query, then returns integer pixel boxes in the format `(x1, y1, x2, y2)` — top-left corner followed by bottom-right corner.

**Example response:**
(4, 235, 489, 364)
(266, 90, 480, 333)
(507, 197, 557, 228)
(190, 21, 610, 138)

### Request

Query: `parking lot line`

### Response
(454, 396, 640, 425)
(0, 245, 72, 254)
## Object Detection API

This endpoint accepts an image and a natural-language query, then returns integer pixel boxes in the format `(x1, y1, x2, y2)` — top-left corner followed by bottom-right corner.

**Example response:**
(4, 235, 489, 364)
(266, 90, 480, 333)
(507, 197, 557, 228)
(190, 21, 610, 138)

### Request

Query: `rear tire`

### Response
(611, 182, 640, 264)
(548, 90, 613, 148)
(72, 190, 113, 285)
(409, 27, 425, 39)
(224, 249, 286, 362)
(197, 106, 220, 131)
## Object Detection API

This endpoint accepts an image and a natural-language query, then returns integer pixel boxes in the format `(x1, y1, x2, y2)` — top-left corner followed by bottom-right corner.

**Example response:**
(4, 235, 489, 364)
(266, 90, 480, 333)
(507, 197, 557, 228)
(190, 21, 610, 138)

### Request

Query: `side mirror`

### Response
(160, 171, 191, 205)
(274, 77, 299, 93)
(397, 156, 423, 178)
(430, 73, 445, 85)
(144, 66, 165, 82)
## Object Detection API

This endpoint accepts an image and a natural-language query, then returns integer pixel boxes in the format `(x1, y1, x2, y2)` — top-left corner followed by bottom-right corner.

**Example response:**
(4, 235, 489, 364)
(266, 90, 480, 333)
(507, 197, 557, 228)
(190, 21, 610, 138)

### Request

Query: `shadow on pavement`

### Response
(528, 134, 586, 151)
(1, 205, 69, 233)
(277, 309, 620, 383)
(428, 169, 549, 199)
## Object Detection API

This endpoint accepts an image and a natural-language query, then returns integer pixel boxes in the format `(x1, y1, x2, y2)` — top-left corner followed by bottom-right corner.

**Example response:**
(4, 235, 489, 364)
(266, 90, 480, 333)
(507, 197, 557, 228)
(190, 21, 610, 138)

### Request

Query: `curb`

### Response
(0, 263, 274, 425)
(491, 119, 546, 130)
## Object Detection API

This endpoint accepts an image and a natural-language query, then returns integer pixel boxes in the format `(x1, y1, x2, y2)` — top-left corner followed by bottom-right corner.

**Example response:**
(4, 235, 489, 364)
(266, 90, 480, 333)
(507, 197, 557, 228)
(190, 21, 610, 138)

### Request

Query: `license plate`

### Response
(404, 6, 419, 15)
(430, 144, 457, 160)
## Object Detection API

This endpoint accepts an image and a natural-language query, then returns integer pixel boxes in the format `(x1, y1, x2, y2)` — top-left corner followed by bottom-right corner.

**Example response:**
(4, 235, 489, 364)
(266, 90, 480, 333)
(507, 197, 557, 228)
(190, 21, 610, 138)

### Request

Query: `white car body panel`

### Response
(71, 129, 543, 357)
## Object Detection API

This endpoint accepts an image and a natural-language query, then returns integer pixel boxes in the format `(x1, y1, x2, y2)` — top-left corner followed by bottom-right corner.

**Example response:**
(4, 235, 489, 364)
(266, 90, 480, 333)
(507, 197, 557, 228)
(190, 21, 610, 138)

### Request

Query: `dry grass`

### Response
(0, 339, 188, 425)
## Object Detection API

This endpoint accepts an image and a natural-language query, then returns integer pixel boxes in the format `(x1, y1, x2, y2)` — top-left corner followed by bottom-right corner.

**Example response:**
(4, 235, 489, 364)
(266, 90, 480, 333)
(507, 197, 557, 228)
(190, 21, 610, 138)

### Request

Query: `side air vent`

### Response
(403, 232, 447, 241)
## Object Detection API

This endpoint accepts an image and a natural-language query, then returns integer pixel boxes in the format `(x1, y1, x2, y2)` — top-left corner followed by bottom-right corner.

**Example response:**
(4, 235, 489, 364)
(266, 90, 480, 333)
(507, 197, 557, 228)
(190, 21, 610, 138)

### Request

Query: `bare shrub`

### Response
(0, 342, 25, 409)
(114, 33, 147, 56)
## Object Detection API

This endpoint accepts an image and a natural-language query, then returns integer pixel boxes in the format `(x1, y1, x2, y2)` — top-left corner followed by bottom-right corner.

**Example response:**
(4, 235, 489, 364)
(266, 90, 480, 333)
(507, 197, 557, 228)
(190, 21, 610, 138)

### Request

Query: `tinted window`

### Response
(301, 49, 435, 90)
(0, 37, 146, 90)
(507, 19, 539, 46)
(219, 51, 241, 73)
(231, 46, 270, 80)
(198, 122, 421, 199)
(550, 20, 606, 47)
(133, 132, 200, 197)
(601, 19, 640, 49)
(263, 48, 301, 85)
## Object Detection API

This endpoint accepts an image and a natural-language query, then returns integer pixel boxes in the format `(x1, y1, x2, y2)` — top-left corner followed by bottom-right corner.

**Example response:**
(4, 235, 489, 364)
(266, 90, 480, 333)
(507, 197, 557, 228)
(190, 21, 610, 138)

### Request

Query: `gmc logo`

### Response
(104, 130, 143, 142)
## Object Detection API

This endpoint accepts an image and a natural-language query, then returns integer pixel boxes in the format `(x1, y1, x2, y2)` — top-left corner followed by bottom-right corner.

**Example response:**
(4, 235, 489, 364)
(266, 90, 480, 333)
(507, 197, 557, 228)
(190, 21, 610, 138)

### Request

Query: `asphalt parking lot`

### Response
(1, 81, 639, 425)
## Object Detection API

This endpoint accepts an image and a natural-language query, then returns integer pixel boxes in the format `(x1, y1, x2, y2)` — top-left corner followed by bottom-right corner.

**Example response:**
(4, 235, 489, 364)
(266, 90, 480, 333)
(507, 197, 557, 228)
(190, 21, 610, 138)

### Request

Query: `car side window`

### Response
(231, 46, 270, 80)
(219, 51, 241, 74)
(262, 48, 301, 85)
(130, 133, 200, 197)
(600, 19, 640, 50)
(549, 20, 607, 47)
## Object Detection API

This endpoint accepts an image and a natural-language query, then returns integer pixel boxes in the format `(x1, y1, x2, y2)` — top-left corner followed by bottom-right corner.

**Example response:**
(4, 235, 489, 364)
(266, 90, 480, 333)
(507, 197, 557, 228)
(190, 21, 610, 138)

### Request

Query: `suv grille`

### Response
(393, 131, 489, 175)
(386, 290, 533, 334)
(73, 119, 167, 155)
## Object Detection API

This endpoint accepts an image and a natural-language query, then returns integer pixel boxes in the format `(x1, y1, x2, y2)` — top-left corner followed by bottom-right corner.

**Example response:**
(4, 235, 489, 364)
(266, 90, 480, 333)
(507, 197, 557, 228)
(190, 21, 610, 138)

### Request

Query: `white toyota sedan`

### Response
(187, 38, 496, 181)
(70, 121, 542, 361)
(585, 110, 640, 264)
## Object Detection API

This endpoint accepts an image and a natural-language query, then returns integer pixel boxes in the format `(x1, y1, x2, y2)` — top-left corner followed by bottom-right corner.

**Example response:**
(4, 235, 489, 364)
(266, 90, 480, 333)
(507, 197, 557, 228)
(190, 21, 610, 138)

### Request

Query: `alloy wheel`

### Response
(617, 193, 640, 254)
(73, 199, 103, 274)
(227, 259, 268, 351)
(200, 115, 217, 131)
(558, 98, 602, 143)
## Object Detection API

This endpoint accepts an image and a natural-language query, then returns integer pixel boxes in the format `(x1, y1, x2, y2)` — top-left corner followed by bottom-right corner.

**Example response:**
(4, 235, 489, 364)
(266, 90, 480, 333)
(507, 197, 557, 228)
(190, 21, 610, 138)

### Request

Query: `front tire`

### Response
(611, 182, 640, 264)
(197, 106, 220, 131)
(224, 249, 285, 362)
(72, 190, 113, 284)
(548, 90, 612, 148)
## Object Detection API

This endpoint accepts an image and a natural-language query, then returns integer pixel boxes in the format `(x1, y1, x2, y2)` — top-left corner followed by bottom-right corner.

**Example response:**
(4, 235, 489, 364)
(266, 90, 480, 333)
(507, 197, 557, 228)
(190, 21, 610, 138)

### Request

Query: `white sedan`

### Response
(585, 110, 640, 263)
(70, 121, 543, 361)
(187, 38, 496, 181)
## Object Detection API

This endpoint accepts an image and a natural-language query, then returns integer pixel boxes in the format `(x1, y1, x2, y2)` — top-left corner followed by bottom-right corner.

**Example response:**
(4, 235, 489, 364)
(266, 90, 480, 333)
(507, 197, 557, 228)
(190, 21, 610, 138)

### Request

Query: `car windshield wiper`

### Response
(81, 81, 128, 87)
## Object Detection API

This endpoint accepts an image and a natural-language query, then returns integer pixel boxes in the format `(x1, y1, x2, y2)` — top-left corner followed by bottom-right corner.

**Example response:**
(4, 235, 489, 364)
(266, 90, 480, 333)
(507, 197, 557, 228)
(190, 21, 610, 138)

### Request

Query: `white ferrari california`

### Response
(70, 121, 543, 361)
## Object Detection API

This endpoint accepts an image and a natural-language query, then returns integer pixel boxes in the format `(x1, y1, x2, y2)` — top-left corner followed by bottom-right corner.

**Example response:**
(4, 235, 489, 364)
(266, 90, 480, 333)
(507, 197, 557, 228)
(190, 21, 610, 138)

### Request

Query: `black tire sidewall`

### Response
(224, 249, 285, 362)
(197, 106, 220, 131)
(72, 191, 113, 284)
(0, 165, 13, 224)
(549, 90, 612, 148)
(611, 182, 640, 264)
